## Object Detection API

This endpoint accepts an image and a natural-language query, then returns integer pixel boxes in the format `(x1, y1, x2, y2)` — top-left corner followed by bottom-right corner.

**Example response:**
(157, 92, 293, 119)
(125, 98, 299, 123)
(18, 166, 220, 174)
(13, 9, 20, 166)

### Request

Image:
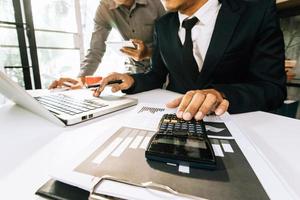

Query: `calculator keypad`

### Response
(158, 114, 204, 136)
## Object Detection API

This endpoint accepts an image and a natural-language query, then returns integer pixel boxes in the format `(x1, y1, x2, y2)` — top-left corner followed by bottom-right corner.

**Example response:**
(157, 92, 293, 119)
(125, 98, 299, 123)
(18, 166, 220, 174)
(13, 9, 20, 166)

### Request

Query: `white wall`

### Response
(0, 94, 5, 106)
(0, 67, 6, 106)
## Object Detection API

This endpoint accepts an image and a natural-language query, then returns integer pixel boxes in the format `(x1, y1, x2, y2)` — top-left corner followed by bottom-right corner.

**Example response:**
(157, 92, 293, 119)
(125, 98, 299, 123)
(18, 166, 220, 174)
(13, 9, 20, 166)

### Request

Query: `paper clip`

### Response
(89, 175, 207, 200)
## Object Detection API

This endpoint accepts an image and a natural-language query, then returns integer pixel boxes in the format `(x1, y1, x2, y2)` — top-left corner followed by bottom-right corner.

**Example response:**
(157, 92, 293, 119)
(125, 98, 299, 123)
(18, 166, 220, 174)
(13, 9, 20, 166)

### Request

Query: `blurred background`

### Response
(0, 0, 126, 90)
(0, 0, 300, 118)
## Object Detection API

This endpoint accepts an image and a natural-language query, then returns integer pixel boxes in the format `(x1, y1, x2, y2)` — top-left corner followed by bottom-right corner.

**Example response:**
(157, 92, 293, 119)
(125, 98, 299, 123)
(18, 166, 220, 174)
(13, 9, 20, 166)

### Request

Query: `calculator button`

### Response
(166, 131, 173, 135)
(174, 123, 181, 128)
(196, 130, 203, 134)
(160, 128, 167, 132)
(188, 128, 195, 133)
(158, 114, 206, 139)
(196, 124, 202, 128)
(167, 124, 174, 127)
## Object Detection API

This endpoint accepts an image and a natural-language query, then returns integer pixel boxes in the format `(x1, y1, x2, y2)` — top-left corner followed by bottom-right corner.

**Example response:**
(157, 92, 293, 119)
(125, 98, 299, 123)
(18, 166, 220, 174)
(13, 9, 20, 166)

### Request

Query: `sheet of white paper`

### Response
(204, 115, 224, 123)
(49, 108, 293, 200)
(50, 106, 231, 193)
(93, 137, 124, 164)
(49, 118, 125, 190)
(124, 103, 177, 131)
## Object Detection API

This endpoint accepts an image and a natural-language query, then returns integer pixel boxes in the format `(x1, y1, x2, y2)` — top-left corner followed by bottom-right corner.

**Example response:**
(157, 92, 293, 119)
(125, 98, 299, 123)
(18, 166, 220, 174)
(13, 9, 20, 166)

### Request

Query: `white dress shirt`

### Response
(178, 0, 221, 72)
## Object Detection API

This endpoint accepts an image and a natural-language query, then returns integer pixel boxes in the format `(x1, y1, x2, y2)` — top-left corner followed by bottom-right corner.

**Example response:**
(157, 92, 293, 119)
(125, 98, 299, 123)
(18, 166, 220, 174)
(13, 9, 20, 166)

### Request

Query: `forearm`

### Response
(78, 31, 108, 77)
(79, 3, 111, 77)
(77, 76, 86, 85)
(79, 52, 102, 77)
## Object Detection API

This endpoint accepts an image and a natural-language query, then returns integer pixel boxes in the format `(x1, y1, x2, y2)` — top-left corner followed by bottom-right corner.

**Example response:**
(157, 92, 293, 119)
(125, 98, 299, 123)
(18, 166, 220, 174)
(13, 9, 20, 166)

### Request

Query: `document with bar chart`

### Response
(125, 103, 234, 139)
(71, 126, 269, 200)
(50, 104, 269, 199)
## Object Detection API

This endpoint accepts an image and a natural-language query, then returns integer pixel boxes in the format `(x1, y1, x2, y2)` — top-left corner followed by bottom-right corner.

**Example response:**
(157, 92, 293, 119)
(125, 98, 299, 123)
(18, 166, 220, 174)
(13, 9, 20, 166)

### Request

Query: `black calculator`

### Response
(145, 114, 216, 169)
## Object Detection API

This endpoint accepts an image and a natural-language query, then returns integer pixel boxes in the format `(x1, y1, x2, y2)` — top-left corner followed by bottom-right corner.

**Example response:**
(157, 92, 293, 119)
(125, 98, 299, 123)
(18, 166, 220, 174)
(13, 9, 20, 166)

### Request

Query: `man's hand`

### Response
(48, 77, 85, 90)
(166, 89, 229, 121)
(120, 39, 151, 61)
(93, 72, 134, 97)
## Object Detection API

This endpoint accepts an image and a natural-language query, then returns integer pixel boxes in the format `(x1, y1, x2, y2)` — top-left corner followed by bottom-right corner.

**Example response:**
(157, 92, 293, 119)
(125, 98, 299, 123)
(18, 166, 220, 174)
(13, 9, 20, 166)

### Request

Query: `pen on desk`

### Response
(86, 80, 123, 88)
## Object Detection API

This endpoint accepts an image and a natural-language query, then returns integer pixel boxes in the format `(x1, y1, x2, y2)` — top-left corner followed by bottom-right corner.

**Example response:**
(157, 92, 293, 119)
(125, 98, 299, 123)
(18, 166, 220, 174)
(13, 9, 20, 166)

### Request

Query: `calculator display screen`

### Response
(155, 137, 207, 149)
(149, 135, 213, 161)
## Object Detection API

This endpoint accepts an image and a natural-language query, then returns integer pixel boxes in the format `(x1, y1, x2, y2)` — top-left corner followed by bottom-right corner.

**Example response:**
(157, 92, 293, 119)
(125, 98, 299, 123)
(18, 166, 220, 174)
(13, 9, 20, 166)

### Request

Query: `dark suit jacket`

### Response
(125, 0, 287, 114)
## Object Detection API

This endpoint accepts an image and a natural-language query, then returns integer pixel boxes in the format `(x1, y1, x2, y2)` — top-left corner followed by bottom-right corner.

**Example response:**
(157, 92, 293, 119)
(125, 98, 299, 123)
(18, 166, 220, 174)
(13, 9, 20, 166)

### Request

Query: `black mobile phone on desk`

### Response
(145, 114, 216, 169)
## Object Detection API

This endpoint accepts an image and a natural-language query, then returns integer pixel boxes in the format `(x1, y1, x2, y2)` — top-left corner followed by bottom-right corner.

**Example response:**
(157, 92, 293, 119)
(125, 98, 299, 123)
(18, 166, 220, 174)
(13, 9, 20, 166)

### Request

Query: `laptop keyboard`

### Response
(35, 94, 108, 115)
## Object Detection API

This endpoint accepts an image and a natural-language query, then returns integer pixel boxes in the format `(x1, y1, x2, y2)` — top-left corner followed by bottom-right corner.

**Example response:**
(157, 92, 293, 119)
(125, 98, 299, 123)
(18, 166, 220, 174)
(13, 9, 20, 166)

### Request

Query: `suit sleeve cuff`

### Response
(121, 74, 138, 94)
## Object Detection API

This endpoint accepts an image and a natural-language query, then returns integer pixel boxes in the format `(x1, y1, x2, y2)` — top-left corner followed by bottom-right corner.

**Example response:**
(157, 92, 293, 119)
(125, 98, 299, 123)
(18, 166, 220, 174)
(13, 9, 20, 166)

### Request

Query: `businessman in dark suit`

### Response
(94, 0, 286, 121)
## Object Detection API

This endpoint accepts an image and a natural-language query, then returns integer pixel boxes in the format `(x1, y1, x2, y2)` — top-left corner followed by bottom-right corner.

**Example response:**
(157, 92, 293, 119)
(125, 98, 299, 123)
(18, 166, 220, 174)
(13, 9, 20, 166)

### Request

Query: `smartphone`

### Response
(105, 41, 136, 49)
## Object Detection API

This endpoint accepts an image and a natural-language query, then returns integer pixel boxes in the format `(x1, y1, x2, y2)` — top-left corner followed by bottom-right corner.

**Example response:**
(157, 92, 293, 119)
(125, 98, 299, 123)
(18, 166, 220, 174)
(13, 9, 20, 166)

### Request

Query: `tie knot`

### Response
(182, 17, 199, 31)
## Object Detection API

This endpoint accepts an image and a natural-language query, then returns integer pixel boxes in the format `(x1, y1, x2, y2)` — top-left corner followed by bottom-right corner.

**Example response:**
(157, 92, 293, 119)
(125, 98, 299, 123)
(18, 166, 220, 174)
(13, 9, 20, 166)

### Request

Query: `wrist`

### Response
(122, 74, 136, 93)
(126, 73, 135, 88)
(78, 76, 85, 85)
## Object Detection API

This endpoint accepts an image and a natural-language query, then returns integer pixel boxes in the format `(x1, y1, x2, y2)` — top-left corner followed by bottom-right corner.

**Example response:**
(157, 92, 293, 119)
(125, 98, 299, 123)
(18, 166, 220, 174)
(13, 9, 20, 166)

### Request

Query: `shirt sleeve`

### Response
(78, 3, 112, 77)
(123, 21, 168, 94)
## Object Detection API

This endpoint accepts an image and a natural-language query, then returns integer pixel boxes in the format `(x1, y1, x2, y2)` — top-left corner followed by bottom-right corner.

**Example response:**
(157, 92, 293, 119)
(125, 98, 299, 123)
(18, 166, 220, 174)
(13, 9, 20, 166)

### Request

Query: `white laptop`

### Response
(0, 71, 138, 126)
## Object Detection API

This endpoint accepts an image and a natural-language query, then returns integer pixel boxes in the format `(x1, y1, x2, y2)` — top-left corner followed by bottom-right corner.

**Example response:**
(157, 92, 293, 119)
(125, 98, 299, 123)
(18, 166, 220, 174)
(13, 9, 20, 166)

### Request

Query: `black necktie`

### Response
(182, 17, 199, 81)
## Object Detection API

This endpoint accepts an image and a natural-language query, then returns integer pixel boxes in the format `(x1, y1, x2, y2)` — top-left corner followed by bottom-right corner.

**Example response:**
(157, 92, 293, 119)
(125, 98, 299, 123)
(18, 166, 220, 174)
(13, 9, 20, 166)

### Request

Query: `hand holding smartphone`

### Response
(105, 40, 136, 51)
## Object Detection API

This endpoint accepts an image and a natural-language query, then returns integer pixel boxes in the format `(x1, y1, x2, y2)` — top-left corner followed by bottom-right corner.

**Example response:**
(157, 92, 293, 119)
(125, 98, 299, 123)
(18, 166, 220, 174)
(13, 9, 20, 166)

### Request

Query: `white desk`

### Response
(0, 89, 299, 200)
